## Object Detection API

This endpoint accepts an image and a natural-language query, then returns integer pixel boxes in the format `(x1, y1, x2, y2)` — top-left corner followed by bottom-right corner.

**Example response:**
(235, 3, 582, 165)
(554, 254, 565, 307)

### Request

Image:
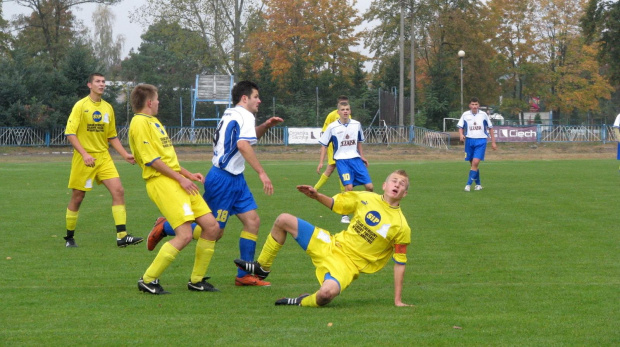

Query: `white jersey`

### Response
(212, 106, 257, 175)
(457, 110, 493, 139)
(613, 113, 620, 128)
(319, 119, 365, 160)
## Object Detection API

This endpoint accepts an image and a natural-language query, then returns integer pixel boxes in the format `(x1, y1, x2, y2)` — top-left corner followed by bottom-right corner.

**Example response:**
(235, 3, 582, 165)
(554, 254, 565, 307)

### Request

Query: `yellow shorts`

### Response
(327, 144, 336, 166)
(306, 227, 359, 292)
(146, 175, 211, 230)
(68, 151, 119, 191)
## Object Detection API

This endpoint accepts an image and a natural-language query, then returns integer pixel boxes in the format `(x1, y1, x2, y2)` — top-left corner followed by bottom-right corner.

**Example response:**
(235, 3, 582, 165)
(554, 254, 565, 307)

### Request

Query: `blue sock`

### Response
(237, 236, 257, 278)
(475, 170, 481, 185)
(467, 170, 476, 185)
(162, 221, 196, 236)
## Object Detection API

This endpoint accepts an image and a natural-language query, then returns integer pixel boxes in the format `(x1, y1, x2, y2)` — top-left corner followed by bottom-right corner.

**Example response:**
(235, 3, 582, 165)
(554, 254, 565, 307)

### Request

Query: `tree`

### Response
(135, 0, 257, 76)
(92, 5, 124, 75)
(246, 0, 364, 84)
(121, 20, 218, 125)
(581, 0, 620, 85)
(487, 0, 538, 123)
(533, 0, 612, 122)
(11, 0, 120, 66)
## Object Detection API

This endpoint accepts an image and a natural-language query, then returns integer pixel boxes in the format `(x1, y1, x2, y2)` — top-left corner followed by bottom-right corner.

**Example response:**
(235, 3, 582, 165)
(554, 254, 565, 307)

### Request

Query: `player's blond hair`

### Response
(387, 169, 410, 190)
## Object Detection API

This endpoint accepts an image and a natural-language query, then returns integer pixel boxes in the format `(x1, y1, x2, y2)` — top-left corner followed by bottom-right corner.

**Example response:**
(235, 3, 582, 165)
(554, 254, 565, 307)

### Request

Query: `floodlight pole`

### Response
(458, 50, 465, 113)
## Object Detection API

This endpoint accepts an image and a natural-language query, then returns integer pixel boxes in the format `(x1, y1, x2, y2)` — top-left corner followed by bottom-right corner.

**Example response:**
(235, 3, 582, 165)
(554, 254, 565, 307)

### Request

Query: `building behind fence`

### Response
(1, 124, 618, 150)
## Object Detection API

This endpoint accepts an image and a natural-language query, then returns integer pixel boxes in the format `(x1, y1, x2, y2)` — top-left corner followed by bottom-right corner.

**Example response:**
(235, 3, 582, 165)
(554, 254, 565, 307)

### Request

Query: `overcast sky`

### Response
(3, 0, 375, 60)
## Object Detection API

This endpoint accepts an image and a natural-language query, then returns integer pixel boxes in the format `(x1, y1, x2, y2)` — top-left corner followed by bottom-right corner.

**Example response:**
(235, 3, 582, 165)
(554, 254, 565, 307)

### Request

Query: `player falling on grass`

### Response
(129, 84, 221, 294)
(147, 80, 284, 287)
(63, 72, 142, 248)
(317, 101, 373, 224)
(314, 95, 351, 193)
(457, 97, 497, 192)
(235, 170, 412, 307)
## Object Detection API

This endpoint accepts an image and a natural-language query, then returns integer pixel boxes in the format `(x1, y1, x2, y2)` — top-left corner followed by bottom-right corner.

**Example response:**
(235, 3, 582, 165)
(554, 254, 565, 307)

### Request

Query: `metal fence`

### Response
(11, 124, 619, 148)
(0, 125, 451, 149)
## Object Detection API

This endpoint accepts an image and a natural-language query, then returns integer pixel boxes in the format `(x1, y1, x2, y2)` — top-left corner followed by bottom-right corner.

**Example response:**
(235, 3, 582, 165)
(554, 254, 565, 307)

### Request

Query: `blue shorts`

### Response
(464, 138, 488, 161)
(203, 166, 257, 229)
(617, 143, 620, 160)
(335, 157, 372, 187)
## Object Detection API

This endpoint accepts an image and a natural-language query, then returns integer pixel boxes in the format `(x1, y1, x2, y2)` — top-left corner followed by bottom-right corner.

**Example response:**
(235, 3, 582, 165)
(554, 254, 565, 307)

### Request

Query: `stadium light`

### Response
(458, 50, 465, 113)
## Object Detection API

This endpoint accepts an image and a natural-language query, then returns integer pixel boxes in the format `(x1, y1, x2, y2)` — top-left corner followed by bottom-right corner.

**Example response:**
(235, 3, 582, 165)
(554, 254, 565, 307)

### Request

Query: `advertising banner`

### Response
(493, 126, 537, 142)
(287, 127, 322, 144)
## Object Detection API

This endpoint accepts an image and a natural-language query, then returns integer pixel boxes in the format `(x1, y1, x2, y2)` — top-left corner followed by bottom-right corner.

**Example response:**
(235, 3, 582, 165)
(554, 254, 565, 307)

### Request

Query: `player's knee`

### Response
(274, 213, 295, 229)
(316, 287, 339, 306)
(366, 184, 374, 192)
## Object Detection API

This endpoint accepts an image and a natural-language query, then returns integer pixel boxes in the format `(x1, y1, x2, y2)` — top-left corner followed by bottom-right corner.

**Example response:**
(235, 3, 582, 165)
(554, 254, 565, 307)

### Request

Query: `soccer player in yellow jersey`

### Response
(235, 170, 412, 307)
(64, 73, 142, 248)
(314, 95, 350, 194)
(129, 84, 221, 294)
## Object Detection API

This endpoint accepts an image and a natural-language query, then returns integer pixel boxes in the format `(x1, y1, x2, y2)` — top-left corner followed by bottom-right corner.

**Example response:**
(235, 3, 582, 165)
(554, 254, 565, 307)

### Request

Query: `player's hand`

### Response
(125, 154, 136, 165)
(82, 154, 96, 167)
(460, 135, 466, 142)
(361, 157, 369, 167)
(491, 142, 497, 150)
(185, 172, 205, 184)
(179, 177, 201, 195)
(297, 185, 318, 199)
(316, 163, 323, 174)
(259, 172, 274, 195)
(265, 117, 284, 128)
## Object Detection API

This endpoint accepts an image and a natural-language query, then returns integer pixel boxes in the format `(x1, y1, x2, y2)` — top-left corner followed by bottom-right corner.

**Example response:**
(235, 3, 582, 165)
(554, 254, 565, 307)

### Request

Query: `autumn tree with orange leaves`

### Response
(245, 0, 365, 93)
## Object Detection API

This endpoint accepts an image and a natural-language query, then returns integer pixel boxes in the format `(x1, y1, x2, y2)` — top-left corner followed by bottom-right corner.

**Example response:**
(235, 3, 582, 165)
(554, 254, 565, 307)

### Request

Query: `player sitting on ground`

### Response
(235, 170, 412, 307)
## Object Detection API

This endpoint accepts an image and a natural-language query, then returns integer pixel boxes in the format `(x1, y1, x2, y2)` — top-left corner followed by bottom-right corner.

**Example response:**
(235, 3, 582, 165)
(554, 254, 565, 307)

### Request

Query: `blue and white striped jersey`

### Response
(211, 106, 257, 175)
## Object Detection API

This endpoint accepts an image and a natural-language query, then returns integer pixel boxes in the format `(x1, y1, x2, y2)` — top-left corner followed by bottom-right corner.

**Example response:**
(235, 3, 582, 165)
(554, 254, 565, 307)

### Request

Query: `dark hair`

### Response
(130, 84, 158, 113)
(337, 95, 349, 104)
(232, 80, 259, 105)
(88, 73, 105, 83)
(338, 101, 349, 108)
(469, 97, 480, 103)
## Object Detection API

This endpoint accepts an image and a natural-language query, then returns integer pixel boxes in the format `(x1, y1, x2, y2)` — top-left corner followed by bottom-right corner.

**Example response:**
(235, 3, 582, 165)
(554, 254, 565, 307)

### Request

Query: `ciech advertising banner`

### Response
(288, 127, 322, 144)
(493, 126, 537, 142)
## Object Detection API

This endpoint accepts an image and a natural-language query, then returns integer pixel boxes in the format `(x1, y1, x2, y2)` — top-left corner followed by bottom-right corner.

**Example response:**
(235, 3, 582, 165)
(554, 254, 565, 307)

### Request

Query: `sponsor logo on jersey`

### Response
(340, 134, 356, 147)
(92, 111, 102, 122)
(469, 121, 482, 131)
(365, 210, 381, 226)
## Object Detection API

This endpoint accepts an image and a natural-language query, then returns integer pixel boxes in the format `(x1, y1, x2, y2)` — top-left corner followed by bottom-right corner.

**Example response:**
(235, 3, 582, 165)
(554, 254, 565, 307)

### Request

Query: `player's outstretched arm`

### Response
(256, 116, 284, 139)
(393, 263, 412, 307)
(297, 185, 334, 209)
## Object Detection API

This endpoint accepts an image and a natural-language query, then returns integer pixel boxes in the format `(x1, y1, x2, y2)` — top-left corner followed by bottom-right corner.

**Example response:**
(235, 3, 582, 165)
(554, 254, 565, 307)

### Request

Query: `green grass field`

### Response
(1, 155, 619, 346)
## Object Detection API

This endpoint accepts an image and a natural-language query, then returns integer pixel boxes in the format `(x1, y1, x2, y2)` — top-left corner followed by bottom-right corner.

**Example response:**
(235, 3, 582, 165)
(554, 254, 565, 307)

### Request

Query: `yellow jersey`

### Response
(331, 191, 411, 274)
(64, 96, 117, 153)
(128, 113, 180, 180)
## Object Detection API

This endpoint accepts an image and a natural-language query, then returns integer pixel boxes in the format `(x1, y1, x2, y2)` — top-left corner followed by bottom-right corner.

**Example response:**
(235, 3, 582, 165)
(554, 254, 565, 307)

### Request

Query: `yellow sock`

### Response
(190, 238, 216, 283)
(66, 209, 78, 231)
(257, 233, 283, 270)
(143, 242, 179, 283)
(240, 230, 258, 242)
(300, 293, 320, 307)
(314, 173, 330, 190)
(193, 225, 203, 240)
(112, 205, 127, 238)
